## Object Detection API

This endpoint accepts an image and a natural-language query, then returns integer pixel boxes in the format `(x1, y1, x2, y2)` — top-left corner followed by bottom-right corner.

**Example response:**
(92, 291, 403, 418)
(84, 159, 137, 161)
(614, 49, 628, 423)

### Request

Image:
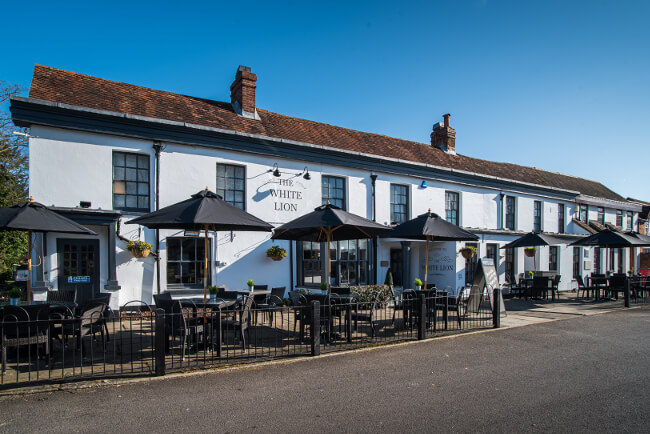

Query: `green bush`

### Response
(384, 269, 393, 286)
(208, 285, 219, 295)
(349, 285, 392, 307)
(8, 287, 21, 299)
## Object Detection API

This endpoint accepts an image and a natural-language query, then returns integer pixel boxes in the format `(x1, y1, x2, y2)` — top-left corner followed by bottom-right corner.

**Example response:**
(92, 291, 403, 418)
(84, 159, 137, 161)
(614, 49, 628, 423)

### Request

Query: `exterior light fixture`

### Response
(420, 180, 428, 189)
(272, 163, 281, 177)
(303, 166, 311, 180)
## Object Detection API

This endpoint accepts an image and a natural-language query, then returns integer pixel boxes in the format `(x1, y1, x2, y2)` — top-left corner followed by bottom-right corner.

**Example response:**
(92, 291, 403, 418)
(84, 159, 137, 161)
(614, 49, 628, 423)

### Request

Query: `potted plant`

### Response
(320, 281, 329, 293)
(528, 270, 534, 278)
(606, 270, 612, 277)
(524, 247, 537, 257)
(459, 246, 477, 260)
(208, 285, 219, 303)
(247, 279, 255, 291)
(384, 269, 394, 287)
(8, 287, 21, 306)
(627, 269, 634, 276)
(414, 278, 423, 291)
(127, 240, 152, 258)
(266, 245, 287, 261)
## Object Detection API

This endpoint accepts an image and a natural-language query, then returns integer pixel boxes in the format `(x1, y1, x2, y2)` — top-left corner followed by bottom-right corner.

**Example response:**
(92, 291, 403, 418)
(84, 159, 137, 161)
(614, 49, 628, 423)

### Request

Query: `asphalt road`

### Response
(1, 308, 649, 433)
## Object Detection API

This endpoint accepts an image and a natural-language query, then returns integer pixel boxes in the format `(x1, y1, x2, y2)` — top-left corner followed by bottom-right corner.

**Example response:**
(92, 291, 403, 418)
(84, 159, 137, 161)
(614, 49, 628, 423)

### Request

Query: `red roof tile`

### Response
(28, 65, 625, 202)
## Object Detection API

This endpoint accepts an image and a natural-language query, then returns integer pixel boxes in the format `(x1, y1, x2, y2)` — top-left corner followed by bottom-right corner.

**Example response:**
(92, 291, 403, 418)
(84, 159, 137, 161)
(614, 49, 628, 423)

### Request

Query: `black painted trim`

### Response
(11, 97, 579, 200)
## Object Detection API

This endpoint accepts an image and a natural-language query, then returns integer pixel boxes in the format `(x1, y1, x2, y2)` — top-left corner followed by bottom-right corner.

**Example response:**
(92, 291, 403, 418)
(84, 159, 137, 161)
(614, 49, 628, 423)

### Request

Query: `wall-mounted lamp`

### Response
(271, 163, 281, 177)
(79, 201, 91, 208)
(420, 180, 428, 189)
(303, 166, 311, 180)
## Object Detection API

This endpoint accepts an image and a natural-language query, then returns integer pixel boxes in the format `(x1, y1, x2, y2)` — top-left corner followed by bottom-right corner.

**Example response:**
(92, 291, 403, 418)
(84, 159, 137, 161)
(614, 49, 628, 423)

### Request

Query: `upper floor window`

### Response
(578, 204, 588, 222)
(486, 243, 498, 263)
(616, 210, 623, 227)
(533, 201, 542, 232)
(322, 175, 346, 209)
(216, 163, 245, 210)
(505, 196, 515, 230)
(112, 151, 150, 212)
(627, 212, 633, 230)
(445, 191, 460, 226)
(558, 204, 565, 234)
(597, 207, 605, 225)
(166, 237, 210, 287)
(390, 184, 409, 224)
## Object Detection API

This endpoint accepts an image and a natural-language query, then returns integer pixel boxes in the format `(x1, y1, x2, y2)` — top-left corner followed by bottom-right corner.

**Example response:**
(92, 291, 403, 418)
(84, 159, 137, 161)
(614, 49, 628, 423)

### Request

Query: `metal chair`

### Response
(1, 305, 51, 373)
(222, 295, 254, 350)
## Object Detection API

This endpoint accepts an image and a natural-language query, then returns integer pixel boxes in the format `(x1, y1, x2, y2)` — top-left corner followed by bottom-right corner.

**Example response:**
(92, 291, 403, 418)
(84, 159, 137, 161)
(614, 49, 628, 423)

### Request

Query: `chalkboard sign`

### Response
(467, 258, 506, 315)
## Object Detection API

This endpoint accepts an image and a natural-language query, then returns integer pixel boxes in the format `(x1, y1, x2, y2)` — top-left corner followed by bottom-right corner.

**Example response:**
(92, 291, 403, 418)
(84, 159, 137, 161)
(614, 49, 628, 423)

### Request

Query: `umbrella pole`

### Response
(204, 226, 208, 304)
(27, 230, 32, 304)
(327, 229, 332, 293)
(424, 236, 430, 289)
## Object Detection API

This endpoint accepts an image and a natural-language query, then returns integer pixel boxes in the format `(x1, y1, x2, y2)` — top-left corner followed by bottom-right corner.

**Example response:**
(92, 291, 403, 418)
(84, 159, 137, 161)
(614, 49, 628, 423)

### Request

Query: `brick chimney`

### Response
(431, 113, 456, 154)
(230, 65, 259, 119)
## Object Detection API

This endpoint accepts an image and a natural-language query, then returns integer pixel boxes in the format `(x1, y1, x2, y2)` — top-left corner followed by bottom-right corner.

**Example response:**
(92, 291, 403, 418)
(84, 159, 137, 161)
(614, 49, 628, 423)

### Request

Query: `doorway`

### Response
(390, 248, 403, 287)
(57, 239, 100, 305)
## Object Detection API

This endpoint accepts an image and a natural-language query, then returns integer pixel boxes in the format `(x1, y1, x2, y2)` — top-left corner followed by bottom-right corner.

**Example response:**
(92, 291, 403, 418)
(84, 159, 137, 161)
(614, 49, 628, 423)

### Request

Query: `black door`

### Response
(57, 239, 100, 305)
(390, 248, 403, 287)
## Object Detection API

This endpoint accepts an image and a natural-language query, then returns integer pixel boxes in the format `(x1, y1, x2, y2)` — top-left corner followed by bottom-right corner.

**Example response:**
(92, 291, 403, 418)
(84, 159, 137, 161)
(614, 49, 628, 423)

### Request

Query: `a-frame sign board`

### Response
(466, 258, 506, 316)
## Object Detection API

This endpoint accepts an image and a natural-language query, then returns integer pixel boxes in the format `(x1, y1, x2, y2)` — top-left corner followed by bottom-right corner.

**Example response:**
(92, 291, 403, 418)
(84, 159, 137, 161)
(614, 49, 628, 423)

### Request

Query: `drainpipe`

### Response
(499, 192, 505, 229)
(370, 173, 378, 284)
(289, 241, 294, 292)
(153, 141, 162, 295)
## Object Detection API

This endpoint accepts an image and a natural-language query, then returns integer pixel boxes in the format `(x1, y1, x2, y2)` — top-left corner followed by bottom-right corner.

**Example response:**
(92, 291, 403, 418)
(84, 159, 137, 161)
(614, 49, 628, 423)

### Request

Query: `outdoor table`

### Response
(402, 289, 452, 330)
(304, 293, 358, 343)
(188, 298, 238, 357)
(587, 276, 609, 300)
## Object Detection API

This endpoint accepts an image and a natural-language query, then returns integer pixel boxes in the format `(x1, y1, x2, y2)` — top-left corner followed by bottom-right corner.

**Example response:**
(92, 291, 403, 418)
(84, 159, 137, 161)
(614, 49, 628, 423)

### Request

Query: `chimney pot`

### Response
(443, 113, 450, 128)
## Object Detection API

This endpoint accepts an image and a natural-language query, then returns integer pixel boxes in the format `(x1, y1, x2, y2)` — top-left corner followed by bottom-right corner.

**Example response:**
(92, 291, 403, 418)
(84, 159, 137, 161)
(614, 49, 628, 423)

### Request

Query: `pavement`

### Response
(0, 297, 648, 433)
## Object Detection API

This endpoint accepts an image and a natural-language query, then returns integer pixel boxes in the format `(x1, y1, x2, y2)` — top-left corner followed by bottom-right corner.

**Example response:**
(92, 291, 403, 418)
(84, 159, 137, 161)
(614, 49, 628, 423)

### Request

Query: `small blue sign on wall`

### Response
(68, 276, 91, 283)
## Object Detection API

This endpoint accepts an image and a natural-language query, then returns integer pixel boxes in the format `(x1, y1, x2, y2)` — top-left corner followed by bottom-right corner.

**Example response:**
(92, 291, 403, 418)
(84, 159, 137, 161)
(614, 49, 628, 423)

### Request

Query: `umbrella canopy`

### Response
(0, 200, 97, 235)
(272, 203, 390, 289)
(128, 189, 273, 232)
(128, 189, 273, 302)
(272, 203, 389, 242)
(0, 199, 97, 302)
(379, 211, 478, 289)
(569, 229, 647, 248)
(500, 232, 580, 249)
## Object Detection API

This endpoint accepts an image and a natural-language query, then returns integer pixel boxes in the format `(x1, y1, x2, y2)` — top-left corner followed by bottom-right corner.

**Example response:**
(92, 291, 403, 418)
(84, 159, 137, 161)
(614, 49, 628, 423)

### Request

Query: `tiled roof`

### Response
(572, 218, 598, 234)
(28, 65, 626, 202)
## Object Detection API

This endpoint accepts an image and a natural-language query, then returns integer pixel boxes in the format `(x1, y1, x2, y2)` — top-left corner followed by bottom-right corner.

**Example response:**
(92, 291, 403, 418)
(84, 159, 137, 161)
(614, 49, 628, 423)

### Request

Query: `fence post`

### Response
(624, 278, 630, 308)
(492, 286, 501, 328)
(154, 308, 166, 376)
(311, 301, 320, 356)
(418, 293, 426, 340)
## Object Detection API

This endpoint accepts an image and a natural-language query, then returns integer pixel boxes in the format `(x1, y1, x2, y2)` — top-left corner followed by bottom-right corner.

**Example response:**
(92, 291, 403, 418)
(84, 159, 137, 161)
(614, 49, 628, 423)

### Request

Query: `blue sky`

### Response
(2, 0, 649, 200)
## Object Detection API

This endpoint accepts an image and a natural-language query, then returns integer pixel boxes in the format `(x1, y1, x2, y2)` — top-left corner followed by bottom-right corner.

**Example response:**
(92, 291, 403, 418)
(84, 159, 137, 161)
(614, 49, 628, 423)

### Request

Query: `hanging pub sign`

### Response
(68, 275, 91, 283)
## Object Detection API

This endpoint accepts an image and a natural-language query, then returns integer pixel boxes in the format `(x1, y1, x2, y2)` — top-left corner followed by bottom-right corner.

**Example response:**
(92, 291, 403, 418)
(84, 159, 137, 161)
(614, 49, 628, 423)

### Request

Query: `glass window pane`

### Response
(114, 195, 125, 208)
(126, 195, 137, 208)
(113, 181, 126, 194)
(138, 183, 148, 195)
(138, 196, 149, 209)
(113, 167, 125, 180)
(125, 154, 137, 168)
(126, 182, 137, 194)
(182, 238, 195, 261)
(138, 169, 148, 182)
(138, 155, 148, 168)
(113, 152, 125, 167)
(167, 263, 181, 284)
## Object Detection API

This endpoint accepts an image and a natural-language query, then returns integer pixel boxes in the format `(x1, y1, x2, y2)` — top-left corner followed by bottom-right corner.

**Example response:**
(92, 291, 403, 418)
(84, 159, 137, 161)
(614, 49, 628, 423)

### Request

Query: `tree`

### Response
(0, 82, 28, 281)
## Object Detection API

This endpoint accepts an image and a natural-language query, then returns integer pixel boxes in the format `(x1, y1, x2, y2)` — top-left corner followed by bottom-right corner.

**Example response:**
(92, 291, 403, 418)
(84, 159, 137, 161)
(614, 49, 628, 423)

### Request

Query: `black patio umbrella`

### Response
(569, 229, 647, 248)
(128, 189, 273, 302)
(379, 210, 478, 289)
(0, 198, 97, 302)
(624, 231, 650, 245)
(272, 203, 390, 289)
(500, 232, 581, 249)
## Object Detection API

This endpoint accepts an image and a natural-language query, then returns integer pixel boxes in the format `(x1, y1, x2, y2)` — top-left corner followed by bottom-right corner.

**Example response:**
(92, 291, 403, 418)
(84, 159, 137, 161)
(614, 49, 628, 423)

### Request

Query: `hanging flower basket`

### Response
(459, 246, 477, 260)
(524, 247, 537, 257)
(127, 241, 152, 259)
(266, 245, 287, 261)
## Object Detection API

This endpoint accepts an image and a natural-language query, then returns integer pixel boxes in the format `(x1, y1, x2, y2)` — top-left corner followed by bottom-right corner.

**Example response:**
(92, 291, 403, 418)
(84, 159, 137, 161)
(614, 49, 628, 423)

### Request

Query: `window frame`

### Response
(216, 163, 246, 210)
(548, 246, 558, 272)
(533, 200, 542, 233)
(505, 196, 516, 230)
(573, 246, 581, 278)
(445, 191, 460, 226)
(627, 212, 633, 231)
(597, 207, 605, 225)
(558, 204, 565, 234)
(297, 239, 372, 287)
(390, 183, 409, 225)
(321, 175, 347, 210)
(166, 237, 211, 288)
(616, 210, 623, 227)
(112, 151, 150, 212)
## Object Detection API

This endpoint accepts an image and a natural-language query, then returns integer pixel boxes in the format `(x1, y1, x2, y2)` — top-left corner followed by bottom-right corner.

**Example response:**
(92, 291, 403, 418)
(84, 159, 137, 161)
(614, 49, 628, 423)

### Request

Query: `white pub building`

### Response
(10, 65, 644, 308)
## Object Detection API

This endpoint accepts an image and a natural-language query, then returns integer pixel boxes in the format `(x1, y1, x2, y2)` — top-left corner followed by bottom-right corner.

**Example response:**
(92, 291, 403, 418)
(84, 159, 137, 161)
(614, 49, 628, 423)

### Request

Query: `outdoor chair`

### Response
(288, 290, 308, 337)
(1, 305, 51, 373)
(350, 291, 380, 338)
(253, 286, 286, 327)
(82, 294, 113, 343)
(389, 286, 403, 325)
(221, 295, 254, 350)
(46, 289, 77, 304)
(53, 302, 107, 357)
(215, 287, 238, 300)
(551, 275, 561, 300)
(576, 276, 596, 299)
(155, 297, 205, 359)
(607, 275, 627, 300)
